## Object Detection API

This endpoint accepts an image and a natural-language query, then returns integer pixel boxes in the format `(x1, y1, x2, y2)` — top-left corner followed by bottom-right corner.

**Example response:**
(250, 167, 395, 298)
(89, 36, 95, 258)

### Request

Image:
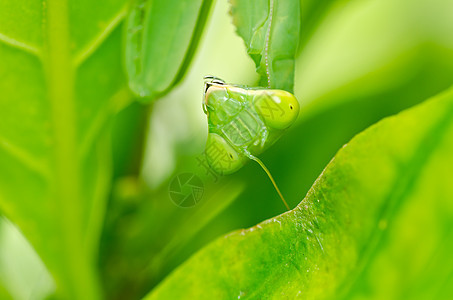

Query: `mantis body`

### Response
(202, 76, 300, 210)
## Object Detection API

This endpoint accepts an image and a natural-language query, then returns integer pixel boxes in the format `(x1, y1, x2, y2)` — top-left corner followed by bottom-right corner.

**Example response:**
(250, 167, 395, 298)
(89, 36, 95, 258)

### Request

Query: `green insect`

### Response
(202, 76, 300, 210)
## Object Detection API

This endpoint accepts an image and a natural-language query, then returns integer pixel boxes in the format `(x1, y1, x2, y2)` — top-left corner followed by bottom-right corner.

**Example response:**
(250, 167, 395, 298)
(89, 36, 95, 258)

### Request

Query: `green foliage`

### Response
(1, 0, 453, 299)
(124, 0, 214, 99)
(146, 87, 453, 299)
(229, 0, 300, 92)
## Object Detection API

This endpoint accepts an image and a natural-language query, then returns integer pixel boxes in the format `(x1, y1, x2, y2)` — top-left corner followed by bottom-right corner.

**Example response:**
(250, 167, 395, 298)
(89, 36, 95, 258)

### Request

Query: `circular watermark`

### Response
(168, 173, 204, 208)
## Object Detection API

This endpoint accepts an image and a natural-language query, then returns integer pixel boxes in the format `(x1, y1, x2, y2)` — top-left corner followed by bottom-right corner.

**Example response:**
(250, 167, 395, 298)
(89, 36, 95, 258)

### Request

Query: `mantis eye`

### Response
(253, 90, 300, 130)
(205, 133, 246, 175)
(203, 76, 225, 93)
(203, 76, 226, 115)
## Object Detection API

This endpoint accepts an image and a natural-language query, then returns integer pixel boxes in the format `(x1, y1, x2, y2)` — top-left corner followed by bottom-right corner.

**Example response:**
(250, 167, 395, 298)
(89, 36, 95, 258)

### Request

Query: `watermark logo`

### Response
(196, 150, 221, 182)
(255, 94, 285, 120)
(168, 173, 204, 208)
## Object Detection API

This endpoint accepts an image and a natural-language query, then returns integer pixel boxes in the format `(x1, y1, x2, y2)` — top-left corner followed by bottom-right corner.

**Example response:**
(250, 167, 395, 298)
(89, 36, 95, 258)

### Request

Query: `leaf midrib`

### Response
(263, 0, 275, 88)
(43, 0, 99, 298)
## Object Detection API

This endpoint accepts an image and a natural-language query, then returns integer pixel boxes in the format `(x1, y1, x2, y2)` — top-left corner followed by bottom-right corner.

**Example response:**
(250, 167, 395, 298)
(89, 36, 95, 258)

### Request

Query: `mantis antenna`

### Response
(244, 151, 290, 211)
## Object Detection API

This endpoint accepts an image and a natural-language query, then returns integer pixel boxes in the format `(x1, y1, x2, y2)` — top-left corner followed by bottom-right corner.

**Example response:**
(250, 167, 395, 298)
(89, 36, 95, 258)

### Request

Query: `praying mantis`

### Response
(202, 76, 299, 210)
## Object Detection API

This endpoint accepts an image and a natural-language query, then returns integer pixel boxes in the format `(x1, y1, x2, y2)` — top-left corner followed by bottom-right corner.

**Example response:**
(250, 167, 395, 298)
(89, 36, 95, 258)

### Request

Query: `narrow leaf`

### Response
(145, 87, 453, 299)
(124, 0, 214, 99)
(229, 0, 300, 92)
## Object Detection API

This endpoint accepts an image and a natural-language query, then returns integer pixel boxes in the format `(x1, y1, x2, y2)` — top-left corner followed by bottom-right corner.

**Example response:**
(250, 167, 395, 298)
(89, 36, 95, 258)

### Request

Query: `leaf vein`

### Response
(0, 33, 41, 57)
(73, 6, 127, 67)
(0, 137, 50, 179)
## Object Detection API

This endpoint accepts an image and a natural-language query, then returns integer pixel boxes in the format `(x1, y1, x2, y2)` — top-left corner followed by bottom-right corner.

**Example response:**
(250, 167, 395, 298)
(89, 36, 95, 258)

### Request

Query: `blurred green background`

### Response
(1, 0, 453, 298)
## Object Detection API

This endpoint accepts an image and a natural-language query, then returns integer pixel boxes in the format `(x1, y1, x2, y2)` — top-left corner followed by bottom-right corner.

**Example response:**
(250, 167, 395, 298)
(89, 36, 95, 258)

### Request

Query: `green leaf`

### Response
(144, 87, 453, 299)
(124, 0, 214, 99)
(229, 0, 300, 92)
(0, 0, 129, 298)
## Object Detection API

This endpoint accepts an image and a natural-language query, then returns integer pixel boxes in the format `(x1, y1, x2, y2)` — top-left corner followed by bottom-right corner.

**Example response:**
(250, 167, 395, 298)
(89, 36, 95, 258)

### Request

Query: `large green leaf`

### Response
(124, 0, 214, 99)
(0, 0, 129, 298)
(229, 0, 300, 92)
(145, 87, 453, 299)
